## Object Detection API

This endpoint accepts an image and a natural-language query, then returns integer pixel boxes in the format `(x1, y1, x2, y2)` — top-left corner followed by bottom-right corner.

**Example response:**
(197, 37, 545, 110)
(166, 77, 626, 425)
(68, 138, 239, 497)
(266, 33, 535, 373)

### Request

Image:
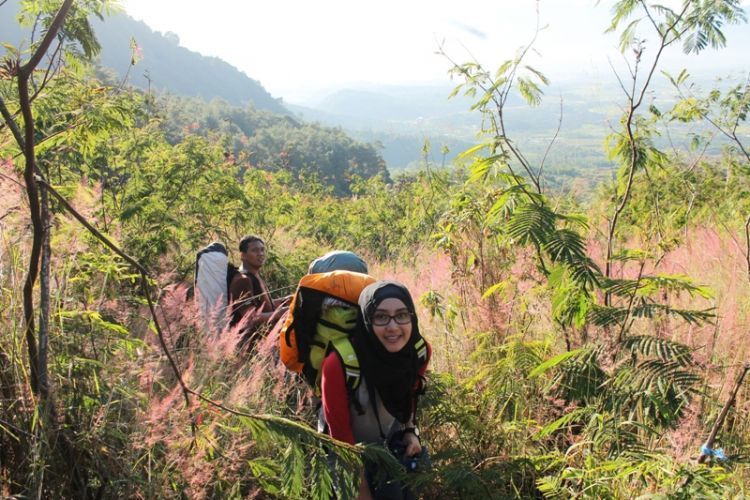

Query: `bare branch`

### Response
(38, 183, 51, 398)
(616, 259, 647, 344)
(19, 76, 42, 393)
(639, 0, 663, 37)
(608, 57, 632, 100)
(537, 95, 563, 183)
(605, 2, 691, 305)
(634, 3, 690, 109)
(0, 171, 25, 190)
(698, 364, 750, 464)
(30, 40, 65, 102)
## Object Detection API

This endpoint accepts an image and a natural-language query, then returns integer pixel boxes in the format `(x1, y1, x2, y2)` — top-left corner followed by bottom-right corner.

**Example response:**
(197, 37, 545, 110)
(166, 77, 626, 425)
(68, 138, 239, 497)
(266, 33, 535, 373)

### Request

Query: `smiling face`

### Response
(371, 297, 413, 353)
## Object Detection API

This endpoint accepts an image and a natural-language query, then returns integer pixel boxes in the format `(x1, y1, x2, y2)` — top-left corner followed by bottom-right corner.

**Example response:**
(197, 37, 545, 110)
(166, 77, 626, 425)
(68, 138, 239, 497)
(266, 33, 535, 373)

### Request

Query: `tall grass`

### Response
(1, 173, 749, 497)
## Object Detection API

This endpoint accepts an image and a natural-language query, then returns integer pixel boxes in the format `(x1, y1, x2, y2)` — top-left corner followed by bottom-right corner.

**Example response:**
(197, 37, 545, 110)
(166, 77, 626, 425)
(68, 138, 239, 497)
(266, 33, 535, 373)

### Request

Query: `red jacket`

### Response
(321, 343, 431, 444)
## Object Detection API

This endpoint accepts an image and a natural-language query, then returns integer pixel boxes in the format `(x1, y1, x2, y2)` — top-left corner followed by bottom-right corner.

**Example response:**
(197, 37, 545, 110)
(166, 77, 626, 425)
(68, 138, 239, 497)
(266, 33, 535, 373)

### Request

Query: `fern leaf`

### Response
(621, 335, 693, 367)
(536, 407, 589, 438)
(507, 203, 556, 247)
(530, 348, 587, 378)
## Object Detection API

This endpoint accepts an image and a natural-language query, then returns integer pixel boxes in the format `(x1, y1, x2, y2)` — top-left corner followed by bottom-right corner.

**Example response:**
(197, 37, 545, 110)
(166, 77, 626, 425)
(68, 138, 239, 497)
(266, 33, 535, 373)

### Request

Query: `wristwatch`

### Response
(403, 426, 420, 438)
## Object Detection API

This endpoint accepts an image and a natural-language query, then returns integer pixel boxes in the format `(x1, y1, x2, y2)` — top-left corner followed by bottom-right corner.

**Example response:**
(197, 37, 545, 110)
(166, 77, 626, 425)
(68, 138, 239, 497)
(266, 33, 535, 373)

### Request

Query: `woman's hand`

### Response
(357, 469, 373, 500)
(402, 431, 422, 457)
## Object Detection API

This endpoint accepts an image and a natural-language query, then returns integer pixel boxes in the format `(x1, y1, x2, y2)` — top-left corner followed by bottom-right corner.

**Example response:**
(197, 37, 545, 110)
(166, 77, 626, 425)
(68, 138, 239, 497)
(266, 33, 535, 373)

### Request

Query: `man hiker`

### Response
(229, 235, 289, 346)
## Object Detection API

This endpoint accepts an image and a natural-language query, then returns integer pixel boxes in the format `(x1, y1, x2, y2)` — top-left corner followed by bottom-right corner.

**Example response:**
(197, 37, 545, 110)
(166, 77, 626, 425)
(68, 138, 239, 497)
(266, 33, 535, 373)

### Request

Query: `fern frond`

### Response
(588, 304, 628, 327)
(638, 274, 713, 299)
(530, 348, 587, 378)
(621, 335, 693, 367)
(238, 414, 361, 498)
(600, 277, 640, 297)
(486, 184, 526, 222)
(517, 77, 544, 106)
(619, 359, 700, 393)
(536, 407, 590, 438)
(507, 203, 556, 247)
(568, 258, 602, 290)
(550, 348, 607, 403)
(629, 303, 715, 325)
(543, 228, 587, 264)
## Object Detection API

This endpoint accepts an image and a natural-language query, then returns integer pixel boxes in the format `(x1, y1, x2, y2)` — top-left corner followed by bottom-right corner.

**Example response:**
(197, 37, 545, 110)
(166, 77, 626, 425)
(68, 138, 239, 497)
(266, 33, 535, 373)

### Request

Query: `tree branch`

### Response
(537, 95, 563, 184)
(35, 177, 343, 447)
(37, 177, 190, 409)
(698, 364, 750, 463)
(19, 76, 42, 393)
(0, 96, 25, 150)
(19, 0, 74, 79)
(604, 3, 689, 305)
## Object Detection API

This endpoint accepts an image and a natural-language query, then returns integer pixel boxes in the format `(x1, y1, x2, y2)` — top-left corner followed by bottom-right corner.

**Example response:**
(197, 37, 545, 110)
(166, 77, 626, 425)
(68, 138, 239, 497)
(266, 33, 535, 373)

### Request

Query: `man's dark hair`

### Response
(239, 235, 265, 253)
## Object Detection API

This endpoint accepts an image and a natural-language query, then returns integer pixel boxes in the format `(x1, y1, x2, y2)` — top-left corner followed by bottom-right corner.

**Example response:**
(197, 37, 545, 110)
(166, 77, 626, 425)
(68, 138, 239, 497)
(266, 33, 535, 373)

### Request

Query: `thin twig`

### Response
(697, 363, 750, 464)
(604, 3, 689, 305)
(0, 96, 25, 150)
(28, 40, 64, 103)
(0, 417, 34, 438)
(537, 95, 563, 184)
(617, 259, 647, 344)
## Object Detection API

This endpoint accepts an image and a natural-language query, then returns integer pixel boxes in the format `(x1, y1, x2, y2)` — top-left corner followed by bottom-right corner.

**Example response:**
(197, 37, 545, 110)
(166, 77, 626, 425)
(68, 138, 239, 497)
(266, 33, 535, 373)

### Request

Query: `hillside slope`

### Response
(0, 0, 286, 113)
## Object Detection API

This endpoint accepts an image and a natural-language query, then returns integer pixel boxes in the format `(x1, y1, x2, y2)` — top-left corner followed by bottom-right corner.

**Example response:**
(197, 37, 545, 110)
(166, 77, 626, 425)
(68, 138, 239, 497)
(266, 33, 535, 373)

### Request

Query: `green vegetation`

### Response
(1, 0, 749, 498)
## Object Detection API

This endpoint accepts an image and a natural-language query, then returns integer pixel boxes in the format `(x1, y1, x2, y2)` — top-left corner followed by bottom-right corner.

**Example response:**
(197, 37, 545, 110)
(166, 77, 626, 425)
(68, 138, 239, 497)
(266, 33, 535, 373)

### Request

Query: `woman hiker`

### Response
(321, 281, 431, 499)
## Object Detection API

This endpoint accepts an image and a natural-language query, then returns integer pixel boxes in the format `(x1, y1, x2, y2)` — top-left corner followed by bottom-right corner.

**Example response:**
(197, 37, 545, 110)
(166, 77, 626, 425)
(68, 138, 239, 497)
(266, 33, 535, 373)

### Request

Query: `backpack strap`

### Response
(327, 337, 364, 415)
(329, 337, 361, 392)
(226, 263, 239, 294)
(412, 338, 429, 426)
(318, 318, 356, 335)
(415, 338, 428, 364)
(237, 269, 272, 309)
(245, 271, 263, 307)
(364, 370, 387, 441)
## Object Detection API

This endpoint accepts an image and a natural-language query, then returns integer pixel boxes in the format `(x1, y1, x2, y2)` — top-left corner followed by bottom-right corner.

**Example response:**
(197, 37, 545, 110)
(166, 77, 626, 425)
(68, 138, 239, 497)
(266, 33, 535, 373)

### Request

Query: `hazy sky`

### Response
(120, 0, 749, 103)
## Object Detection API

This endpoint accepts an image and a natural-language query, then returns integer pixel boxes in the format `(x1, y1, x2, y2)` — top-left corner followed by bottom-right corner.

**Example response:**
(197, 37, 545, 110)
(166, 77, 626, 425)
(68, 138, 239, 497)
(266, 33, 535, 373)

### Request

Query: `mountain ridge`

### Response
(0, 0, 287, 114)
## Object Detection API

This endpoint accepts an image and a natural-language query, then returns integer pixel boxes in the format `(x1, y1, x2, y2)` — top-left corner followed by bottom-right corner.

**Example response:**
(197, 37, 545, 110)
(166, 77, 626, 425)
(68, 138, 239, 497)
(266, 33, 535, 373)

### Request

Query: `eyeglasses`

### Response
(371, 311, 413, 326)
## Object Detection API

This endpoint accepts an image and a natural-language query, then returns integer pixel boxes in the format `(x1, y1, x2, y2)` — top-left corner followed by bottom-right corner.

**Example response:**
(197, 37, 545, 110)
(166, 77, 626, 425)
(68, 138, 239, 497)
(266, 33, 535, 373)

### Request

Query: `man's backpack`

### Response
(195, 242, 266, 332)
(280, 270, 376, 394)
(195, 242, 231, 333)
(308, 250, 368, 274)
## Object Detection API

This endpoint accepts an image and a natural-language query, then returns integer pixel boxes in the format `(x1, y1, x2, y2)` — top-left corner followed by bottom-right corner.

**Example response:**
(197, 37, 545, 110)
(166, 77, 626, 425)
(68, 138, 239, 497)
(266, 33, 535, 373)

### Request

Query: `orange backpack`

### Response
(279, 270, 376, 389)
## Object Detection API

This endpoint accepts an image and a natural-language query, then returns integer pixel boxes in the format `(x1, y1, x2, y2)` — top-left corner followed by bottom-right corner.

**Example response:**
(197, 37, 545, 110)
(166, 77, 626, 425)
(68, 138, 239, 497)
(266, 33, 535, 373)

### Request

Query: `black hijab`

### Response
(355, 281, 424, 424)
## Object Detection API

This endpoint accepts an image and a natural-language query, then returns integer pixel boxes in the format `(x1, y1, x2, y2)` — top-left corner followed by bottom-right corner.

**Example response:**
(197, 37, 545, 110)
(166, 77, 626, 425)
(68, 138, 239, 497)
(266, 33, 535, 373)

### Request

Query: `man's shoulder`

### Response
(231, 269, 265, 288)
(229, 270, 253, 293)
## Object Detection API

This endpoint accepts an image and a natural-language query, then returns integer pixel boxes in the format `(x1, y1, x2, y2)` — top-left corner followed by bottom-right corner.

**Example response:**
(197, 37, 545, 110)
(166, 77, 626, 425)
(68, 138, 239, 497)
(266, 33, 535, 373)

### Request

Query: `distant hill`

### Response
(91, 14, 287, 114)
(0, 0, 287, 114)
(288, 83, 614, 170)
(287, 70, 749, 171)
